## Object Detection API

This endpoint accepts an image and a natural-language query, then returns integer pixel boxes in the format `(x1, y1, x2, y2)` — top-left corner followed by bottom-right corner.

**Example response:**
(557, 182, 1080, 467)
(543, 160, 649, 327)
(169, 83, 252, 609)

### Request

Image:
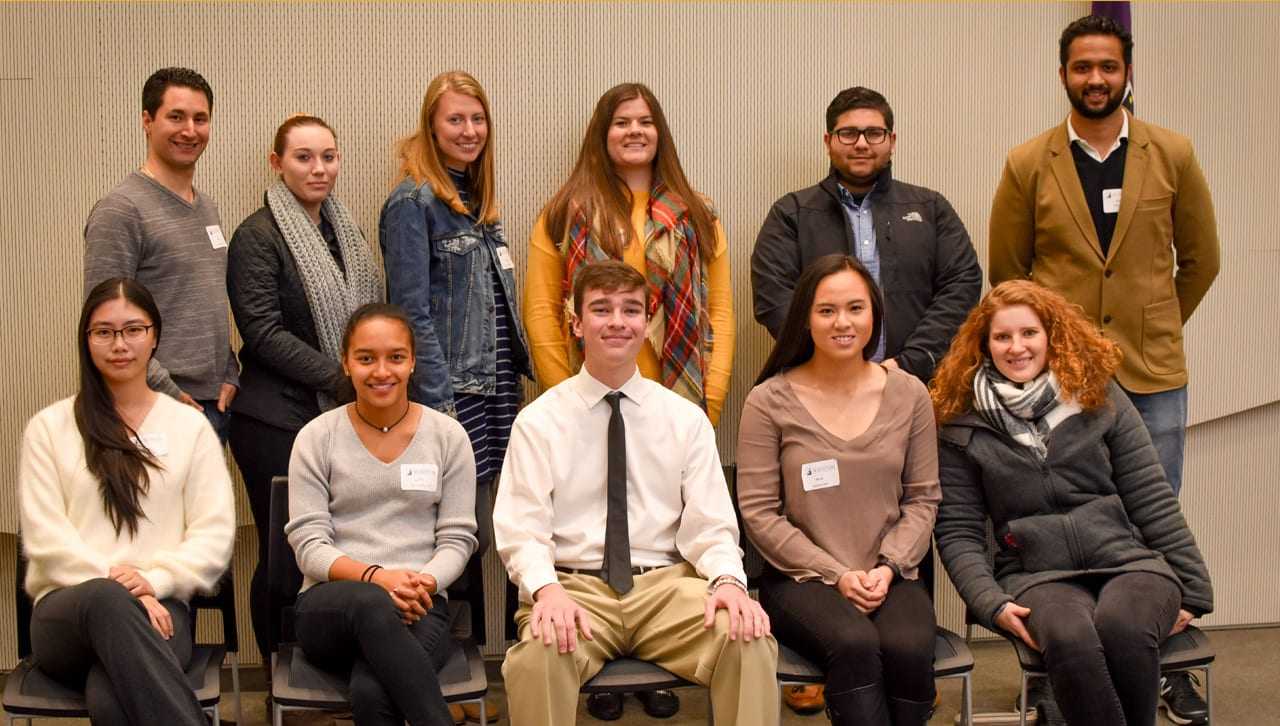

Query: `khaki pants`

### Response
(502, 563, 779, 725)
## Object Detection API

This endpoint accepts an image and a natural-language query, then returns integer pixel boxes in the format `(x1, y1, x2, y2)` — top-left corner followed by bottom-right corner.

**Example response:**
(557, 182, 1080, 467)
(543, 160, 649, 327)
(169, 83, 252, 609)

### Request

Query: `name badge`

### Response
(136, 432, 168, 456)
(801, 459, 840, 492)
(494, 246, 515, 270)
(400, 463, 438, 492)
(1102, 188, 1122, 215)
(206, 225, 227, 249)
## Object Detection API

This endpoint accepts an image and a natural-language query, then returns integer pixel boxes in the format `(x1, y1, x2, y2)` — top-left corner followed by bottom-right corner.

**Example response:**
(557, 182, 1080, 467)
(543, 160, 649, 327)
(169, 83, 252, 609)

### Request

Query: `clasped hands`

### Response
(108, 564, 172, 640)
(528, 579, 771, 654)
(370, 569, 438, 625)
(837, 565, 893, 613)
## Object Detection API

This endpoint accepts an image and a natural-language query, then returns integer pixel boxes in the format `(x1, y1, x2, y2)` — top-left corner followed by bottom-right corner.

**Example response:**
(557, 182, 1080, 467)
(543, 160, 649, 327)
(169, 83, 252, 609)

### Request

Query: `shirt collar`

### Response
(1067, 110, 1129, 161)
(572, 366, 649, 409)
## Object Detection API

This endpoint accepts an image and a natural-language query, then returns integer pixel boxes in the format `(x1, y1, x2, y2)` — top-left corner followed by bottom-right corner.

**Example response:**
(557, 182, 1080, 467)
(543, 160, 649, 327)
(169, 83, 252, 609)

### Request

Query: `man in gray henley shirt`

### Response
(84, 67, 238, 439)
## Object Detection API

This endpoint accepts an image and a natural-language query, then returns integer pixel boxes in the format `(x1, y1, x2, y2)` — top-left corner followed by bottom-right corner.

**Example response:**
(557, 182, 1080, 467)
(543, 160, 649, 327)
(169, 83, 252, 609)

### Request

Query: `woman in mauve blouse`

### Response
(737, 254, 940, 726)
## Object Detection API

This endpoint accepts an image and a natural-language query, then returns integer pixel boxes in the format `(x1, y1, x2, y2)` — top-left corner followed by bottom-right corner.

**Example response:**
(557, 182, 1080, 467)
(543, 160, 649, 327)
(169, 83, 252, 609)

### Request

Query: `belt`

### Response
(555, 565, 667, 579)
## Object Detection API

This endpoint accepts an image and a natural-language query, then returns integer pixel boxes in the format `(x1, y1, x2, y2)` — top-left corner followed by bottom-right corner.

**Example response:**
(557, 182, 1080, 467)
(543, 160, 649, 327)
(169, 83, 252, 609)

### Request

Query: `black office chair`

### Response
(266, 476, 488, 726)
(190, 569, 242, 725)
(2, 551, 225, 725)
(725, 465, 976, 725)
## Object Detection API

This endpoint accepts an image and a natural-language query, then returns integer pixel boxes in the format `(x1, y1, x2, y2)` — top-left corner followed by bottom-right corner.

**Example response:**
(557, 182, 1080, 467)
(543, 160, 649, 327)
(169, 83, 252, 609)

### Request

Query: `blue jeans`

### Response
(1123, 385, 1188, 496)
(196, 400, 230, 445)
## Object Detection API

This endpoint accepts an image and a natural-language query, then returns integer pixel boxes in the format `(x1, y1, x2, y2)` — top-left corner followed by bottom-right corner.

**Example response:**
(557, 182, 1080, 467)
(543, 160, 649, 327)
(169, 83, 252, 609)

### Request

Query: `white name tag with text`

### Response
(136, 432, 169, 456)
(495, 246, 515, 270)
(206, 225, 228, 249)
(1102, 188, 1122, 214)
(801, 458, 840, 492)
(400, 463, 439, 492)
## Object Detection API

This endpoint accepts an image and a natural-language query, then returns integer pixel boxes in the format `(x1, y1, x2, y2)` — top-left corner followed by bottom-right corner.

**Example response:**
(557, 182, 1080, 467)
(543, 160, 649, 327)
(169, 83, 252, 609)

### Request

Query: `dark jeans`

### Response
(197, 398, 231, 444)
(228, 414, 298, 659)
(761, 576, 936, 715)
(1020, 572, 1181, 726)
(30, 578, 205, 726)
(295, 581, 455, 726)
(1123, 385, 1188, 496)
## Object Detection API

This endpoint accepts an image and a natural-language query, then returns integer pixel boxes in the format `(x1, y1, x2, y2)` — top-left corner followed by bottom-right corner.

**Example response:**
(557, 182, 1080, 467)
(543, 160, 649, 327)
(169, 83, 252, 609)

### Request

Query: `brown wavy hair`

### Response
(930, 280, 1122, 424)
(542, 82, 717, 259)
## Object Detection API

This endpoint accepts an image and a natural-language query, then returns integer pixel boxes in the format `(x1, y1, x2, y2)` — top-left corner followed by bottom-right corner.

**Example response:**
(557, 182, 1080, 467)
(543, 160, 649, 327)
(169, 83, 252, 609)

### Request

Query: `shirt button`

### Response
(1105, 269, 1114, 278)
(1103, 314, 1113, 324)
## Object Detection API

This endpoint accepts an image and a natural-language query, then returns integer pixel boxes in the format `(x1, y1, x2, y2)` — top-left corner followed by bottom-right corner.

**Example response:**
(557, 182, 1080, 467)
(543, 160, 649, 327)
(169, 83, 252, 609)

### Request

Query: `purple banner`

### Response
(1091, 1, 1135, 111)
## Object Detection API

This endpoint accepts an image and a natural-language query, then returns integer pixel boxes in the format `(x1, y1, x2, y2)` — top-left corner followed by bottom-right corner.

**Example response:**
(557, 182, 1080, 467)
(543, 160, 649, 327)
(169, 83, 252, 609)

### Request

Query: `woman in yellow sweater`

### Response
(524, 82, 734, 428)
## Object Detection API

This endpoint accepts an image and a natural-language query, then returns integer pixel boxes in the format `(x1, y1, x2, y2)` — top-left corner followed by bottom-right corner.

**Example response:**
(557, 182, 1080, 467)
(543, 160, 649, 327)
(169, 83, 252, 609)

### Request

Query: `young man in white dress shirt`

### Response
(494, 260, 778, 725)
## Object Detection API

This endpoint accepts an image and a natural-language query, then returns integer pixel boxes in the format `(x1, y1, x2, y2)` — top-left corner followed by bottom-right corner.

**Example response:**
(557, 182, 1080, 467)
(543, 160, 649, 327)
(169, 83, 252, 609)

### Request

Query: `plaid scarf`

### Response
(972, 361, 1078, 460)
(559, 181, 710, 408)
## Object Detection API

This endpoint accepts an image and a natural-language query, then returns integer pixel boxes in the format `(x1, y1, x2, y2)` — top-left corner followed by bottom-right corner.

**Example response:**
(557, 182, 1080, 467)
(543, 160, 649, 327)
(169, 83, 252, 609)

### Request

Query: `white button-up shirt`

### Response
(494, 367, 746, 602)
(1067, 109, 1130, 162)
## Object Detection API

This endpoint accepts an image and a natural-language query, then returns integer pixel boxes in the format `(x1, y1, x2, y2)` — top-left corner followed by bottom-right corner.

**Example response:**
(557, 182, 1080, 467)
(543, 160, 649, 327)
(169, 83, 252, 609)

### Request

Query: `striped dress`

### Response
(449, 169, 521, 484)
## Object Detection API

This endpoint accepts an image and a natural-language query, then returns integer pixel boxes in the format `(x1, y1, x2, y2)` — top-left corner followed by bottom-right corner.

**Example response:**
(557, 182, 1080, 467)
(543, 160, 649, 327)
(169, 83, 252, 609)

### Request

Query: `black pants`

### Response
(228, 413, 298, 659)
(1020, 571, 1181, 726)
(30, 578, 205, 726)
(295, 580, 455, 726)
(761, 577, 936, 711)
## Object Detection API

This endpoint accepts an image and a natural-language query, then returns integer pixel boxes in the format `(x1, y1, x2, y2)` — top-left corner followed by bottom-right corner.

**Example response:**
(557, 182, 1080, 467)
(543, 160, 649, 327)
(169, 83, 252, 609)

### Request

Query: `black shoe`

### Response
(1161, 673, 1209, 725)
(586, 692, 624, 721)
(636, 689, 681, 719)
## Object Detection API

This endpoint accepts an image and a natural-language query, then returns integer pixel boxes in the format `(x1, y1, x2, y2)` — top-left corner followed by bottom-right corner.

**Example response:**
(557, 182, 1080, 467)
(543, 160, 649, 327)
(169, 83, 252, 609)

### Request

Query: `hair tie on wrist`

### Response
(361, 564, 382, 582)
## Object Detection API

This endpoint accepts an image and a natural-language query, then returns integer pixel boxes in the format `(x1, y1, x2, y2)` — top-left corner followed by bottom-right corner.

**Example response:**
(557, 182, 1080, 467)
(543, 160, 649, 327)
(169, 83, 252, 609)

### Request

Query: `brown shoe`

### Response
(784, 684, 826, 714)
(462, 698, 502, 723)
(449, 703, 466, 724)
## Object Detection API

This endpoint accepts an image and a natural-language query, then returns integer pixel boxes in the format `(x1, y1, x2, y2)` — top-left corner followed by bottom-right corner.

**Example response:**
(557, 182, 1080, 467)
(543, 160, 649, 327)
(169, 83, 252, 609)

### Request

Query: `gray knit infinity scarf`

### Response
(267, 179, 384, 410)
(972, 361, 1075, 460)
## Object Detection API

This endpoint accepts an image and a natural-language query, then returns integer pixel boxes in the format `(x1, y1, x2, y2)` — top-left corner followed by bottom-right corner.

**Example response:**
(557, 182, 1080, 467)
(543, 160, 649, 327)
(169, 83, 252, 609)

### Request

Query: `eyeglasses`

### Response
(831, 126, 891, 146)
(86, 324, 154, 346)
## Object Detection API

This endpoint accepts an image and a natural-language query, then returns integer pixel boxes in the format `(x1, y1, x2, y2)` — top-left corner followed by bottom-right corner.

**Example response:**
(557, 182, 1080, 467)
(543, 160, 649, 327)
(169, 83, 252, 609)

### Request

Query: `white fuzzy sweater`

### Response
(18, 395, 235, 604)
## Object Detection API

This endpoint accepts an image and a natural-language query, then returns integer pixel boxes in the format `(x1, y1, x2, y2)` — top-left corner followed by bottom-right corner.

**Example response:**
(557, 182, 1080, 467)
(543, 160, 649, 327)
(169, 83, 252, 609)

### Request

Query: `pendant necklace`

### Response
(354, 402, 410, 434)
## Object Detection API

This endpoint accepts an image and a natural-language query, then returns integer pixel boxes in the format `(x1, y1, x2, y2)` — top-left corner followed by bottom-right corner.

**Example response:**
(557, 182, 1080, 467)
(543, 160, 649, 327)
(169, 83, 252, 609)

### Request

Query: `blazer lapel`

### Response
(1107, 117, 1150, 262)
(1047, 124, 1104, 261)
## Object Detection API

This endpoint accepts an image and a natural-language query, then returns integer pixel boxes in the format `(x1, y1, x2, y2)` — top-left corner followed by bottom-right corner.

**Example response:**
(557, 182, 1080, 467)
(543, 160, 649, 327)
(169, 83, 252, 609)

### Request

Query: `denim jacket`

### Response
(379, 178, 532, 414)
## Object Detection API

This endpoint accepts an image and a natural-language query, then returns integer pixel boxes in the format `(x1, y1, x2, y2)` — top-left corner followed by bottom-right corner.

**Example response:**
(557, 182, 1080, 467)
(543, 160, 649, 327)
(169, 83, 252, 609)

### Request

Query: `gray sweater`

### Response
(936, 384, 1212, 631)
(84, 171, 238, 399)
(286, 404, 478, 596)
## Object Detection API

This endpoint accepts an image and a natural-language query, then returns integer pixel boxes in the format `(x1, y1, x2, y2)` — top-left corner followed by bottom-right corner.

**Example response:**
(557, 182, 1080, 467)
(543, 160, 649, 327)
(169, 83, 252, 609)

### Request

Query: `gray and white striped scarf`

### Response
(266, 179, 384, 410)
(972, 361, 1079, 460)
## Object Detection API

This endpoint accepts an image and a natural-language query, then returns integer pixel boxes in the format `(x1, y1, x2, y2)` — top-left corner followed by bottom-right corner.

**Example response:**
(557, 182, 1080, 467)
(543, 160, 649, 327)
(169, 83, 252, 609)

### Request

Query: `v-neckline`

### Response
(781, 370, 890, 446)
(342, 404, 425, 466)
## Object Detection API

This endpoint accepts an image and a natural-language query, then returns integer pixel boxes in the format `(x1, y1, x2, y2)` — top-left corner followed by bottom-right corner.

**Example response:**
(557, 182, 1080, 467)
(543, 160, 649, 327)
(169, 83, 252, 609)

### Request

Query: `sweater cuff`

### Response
(141, 568, 176, 600)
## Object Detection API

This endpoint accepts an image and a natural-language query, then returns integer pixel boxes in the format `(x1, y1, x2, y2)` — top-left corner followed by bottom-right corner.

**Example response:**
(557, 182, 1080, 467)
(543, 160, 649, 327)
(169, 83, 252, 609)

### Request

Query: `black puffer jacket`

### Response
(936, 384, 1212, 630)
(227, 205, 347, 432)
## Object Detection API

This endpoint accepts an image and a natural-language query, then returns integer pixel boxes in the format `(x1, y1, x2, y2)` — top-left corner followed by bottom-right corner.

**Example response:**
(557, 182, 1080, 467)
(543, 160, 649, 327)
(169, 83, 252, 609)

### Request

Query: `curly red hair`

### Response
(930, 280, 1122, 424)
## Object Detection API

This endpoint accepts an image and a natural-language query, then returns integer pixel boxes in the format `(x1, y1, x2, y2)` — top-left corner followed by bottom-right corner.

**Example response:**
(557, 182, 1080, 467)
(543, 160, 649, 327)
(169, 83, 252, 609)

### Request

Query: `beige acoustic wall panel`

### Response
(2, 2, 1278, 665)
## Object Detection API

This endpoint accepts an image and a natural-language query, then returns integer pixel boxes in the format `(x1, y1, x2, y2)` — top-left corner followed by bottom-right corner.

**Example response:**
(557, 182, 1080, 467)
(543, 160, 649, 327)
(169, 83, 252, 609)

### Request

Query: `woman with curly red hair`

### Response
(931, 280, 1212, 726)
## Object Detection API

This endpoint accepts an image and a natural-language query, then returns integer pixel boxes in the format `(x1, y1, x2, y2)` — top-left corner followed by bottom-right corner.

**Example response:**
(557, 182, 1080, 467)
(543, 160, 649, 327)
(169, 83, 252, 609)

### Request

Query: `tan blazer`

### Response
(989, 115, 1220, 393)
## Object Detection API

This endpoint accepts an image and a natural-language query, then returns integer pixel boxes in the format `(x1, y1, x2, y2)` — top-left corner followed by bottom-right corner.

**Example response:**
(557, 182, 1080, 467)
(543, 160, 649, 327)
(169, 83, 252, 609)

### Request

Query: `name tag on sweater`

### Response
(1102, 188, 1122, 214)
(400, 463, 438, 492)
(135, 432, 168, 456)
(801, 459, 840, 491)
(206, 224, 227, 249)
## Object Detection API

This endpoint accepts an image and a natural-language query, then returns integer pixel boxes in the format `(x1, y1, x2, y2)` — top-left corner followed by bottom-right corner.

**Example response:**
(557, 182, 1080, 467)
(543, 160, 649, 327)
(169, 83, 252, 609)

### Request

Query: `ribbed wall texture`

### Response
(1, 2, 1276, 666)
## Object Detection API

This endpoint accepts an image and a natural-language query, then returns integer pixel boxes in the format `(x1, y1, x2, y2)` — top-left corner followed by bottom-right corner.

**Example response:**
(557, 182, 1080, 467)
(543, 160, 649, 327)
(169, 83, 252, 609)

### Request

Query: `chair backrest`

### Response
(14, 551, 32, 659)
(723, 465, 768, 586)
(189, 569, 239, 652)
(267, 475, 305, 652)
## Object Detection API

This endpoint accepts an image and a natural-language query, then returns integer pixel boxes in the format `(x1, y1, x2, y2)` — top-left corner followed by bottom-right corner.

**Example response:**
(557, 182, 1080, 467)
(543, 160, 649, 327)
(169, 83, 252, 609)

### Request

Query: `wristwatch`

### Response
(707, 574, 748, 594)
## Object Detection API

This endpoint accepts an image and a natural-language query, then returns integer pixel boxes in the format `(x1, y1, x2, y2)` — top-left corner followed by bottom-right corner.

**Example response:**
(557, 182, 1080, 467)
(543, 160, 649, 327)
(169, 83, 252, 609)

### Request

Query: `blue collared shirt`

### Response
(836, 184, 887, 361)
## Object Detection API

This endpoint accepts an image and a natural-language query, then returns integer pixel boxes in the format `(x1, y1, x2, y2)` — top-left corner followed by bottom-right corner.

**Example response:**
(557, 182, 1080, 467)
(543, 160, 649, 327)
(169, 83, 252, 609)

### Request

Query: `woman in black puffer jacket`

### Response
(930, 280, 1211, 726)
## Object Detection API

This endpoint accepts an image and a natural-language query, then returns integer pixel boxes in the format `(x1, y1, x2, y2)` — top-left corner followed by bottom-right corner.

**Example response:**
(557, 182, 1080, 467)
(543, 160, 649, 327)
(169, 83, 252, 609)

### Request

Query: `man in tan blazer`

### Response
(989, 15, 1218, 724)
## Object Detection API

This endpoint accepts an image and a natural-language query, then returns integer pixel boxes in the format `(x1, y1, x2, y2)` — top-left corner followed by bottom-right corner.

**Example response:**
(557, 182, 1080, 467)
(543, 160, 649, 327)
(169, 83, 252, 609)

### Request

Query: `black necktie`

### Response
(603, 392, 633, 594)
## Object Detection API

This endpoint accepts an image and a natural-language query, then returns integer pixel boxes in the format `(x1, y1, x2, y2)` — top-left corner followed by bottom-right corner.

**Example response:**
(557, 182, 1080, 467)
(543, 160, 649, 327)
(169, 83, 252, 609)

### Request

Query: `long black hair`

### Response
(337, 303, 417, 404)
(755, 254, 884, 386)
(73, 278, 163, 537)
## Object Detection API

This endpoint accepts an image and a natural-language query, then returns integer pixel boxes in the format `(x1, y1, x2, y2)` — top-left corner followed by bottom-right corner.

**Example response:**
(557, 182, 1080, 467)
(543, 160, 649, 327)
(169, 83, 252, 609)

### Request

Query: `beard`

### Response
(1068, 83, 1126, 119)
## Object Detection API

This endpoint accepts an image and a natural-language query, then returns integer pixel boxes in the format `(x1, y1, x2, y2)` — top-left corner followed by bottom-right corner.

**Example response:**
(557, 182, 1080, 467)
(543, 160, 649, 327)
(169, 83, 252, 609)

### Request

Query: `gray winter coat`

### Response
(936, 383, 1212, 631)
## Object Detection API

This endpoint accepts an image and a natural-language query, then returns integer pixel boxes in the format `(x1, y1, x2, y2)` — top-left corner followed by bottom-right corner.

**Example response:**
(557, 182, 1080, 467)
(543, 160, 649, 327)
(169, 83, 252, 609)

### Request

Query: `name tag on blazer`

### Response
(801, 459, 840, 491)
(400, 463, 439, 492)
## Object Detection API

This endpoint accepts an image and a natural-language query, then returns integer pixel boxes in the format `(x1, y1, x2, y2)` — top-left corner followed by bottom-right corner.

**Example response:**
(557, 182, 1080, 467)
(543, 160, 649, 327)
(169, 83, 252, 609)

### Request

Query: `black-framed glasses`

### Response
(86, 324, 154, 346)
(832, 126, 891, 145)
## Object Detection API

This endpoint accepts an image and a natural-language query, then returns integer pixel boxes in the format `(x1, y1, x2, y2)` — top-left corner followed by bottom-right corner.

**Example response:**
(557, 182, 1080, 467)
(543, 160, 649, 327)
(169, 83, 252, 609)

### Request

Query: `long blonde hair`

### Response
(395, 70, 498, 224)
